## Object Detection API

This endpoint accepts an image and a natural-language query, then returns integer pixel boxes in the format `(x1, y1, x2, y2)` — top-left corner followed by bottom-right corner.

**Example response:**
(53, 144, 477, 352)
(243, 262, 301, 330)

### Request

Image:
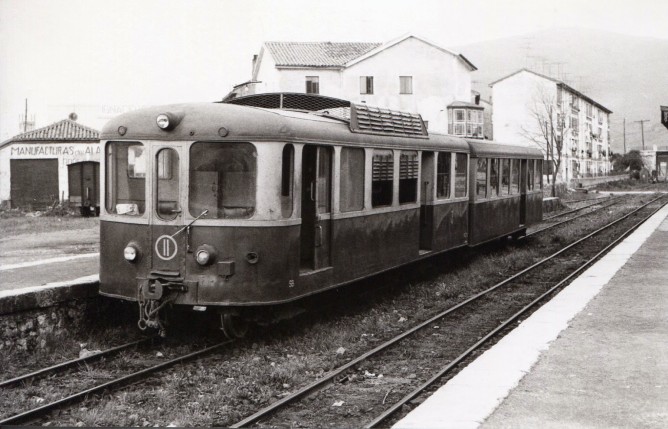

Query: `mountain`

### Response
(455, 28, 668, 153)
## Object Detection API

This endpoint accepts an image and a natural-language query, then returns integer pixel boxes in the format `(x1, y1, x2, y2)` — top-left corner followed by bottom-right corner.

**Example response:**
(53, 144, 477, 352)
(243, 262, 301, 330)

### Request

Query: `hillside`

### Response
(455, 28, 668, 153)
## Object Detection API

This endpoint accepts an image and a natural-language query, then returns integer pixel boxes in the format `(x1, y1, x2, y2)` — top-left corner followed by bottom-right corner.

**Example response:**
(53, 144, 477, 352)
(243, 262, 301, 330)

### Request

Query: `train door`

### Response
(300, 145, 332, 271)
(150, 145, 187, 275)
(419, 151, 434, 251)
(519, 159, 527, 226)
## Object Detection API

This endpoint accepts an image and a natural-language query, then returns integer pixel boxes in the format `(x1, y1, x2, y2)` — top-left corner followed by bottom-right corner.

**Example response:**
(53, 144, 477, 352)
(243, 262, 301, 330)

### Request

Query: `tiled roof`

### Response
(10, 119, 99, 142)
(265, 42, 381, 67)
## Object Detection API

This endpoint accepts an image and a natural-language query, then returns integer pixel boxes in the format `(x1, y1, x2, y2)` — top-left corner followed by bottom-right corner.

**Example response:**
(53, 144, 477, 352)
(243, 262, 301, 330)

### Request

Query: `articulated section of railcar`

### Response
(468, 197, 523, 245)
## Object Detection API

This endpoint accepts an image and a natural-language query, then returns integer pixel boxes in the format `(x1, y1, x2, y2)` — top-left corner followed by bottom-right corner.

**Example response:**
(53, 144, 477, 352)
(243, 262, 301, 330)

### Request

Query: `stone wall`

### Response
(0, 281, 102, 352)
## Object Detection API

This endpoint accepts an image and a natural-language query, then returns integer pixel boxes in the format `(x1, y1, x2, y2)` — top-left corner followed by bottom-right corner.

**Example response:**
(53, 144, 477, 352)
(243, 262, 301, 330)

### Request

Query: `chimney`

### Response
(252, 54, 258, 76)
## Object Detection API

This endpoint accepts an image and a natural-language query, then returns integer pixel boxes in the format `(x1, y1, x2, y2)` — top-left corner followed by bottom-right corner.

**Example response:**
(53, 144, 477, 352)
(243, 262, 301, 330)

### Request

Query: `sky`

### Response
(1, 0, 667, 141)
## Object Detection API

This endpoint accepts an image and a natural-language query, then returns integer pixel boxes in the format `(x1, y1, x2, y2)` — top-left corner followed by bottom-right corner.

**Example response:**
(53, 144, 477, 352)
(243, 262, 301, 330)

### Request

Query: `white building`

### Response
(227, 34, 481, 136)
(491, 69, 612, 183)
(0, 119, 100, 209)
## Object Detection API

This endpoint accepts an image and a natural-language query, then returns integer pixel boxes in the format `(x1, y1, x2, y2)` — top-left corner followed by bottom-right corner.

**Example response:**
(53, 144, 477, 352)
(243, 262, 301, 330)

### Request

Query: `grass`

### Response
(0, 215, 99, 237)
(4, 194, 652, 427)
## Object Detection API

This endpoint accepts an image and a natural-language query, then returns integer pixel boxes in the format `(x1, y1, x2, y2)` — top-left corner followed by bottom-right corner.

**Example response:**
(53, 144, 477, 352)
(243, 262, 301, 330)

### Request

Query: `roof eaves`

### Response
(557, 83, 613, 114)
(489, 68, 558, 87)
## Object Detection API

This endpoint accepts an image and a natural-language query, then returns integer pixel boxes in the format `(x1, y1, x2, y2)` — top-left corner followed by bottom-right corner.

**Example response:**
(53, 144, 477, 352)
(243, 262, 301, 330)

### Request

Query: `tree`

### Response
(521, 89, 566, 197)
(612, 150, 644, 173)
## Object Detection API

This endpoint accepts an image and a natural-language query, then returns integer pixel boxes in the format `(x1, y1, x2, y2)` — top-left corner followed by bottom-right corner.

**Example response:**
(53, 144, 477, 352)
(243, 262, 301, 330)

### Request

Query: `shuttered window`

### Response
(399, 151, 418, 204)
(372, 150, 393, 207)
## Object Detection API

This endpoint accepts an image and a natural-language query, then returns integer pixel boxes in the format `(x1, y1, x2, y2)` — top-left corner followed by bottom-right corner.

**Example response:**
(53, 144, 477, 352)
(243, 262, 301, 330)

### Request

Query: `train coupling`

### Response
(137, 277, 188, 336)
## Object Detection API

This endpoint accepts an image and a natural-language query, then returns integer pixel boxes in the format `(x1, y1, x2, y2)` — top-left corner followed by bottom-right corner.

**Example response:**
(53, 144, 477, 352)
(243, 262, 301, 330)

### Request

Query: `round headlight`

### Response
(156, 114, 170, 130)
(124, 245, 138, 262)
(196, 249, 210, 265)
(195, 244, 217, 266)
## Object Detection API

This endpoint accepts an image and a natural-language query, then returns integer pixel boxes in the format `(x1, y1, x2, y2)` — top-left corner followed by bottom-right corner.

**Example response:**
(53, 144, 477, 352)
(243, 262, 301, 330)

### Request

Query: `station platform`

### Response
(394, 204, 668, 428)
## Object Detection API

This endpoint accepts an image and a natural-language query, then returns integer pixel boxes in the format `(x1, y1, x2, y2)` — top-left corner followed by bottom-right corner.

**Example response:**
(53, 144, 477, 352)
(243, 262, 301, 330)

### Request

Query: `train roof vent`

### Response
(222, 92, 351, 111)
(350, 103, 428, 138)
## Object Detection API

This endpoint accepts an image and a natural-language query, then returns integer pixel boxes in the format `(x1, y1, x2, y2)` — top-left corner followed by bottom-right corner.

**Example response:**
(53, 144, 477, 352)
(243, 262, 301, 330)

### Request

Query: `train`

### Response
(99, 93, 543, 337)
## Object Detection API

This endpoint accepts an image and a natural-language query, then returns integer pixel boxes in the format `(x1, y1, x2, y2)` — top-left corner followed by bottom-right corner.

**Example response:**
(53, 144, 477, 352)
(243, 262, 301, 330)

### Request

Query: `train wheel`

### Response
(220, 313, 249, 339)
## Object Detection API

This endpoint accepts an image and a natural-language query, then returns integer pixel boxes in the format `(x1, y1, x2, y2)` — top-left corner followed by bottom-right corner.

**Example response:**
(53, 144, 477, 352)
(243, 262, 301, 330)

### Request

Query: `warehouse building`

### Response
(0, 118, 100, 210)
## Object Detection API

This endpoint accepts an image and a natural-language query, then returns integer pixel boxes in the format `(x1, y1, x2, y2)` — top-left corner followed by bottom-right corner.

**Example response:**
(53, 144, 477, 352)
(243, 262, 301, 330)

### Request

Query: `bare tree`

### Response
(520, 89, 567, 197)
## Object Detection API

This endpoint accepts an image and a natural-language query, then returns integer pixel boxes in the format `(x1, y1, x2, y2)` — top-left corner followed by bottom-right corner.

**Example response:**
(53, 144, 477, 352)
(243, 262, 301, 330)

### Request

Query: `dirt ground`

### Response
(0, 217, 99, 290)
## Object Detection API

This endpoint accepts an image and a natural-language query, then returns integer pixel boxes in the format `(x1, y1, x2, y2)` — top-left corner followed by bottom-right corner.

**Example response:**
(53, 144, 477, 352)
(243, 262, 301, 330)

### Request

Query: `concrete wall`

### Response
(0, 141, 100, 204)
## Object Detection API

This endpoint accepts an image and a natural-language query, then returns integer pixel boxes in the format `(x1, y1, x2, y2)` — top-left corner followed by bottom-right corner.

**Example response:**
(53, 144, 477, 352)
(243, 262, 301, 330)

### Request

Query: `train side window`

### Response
(500, 159, 510, 196)
(535, 160, 543, 189)
(454, 153, 468, 197)
(528, 159, 535, 191)
(189, 142, 257, 219)
(156, 148, 180, 220)
(399, 151, 418, 204)
(317, 147, 332, 214)
(476, 158, 488, 199)
(372, 150, 394, 207)
(340, 147, 365, 212)
(436, 152, 451, 199)
(105, 142, 145, 216)
(281, 144, 294, 217)
(511, 159, 520, 194)
(490, 158, 500, 197)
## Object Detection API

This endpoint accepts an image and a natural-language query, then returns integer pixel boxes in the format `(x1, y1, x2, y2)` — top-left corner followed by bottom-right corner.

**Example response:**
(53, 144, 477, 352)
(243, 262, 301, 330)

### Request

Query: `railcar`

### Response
(99, 93, 543, 337)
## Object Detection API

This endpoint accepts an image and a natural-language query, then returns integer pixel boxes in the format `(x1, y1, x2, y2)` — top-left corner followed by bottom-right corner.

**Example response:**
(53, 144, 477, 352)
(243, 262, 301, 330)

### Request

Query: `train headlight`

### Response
(156, 114, 170, 130)
(124, 245, 139, 262)
(195, 245, 217, 266)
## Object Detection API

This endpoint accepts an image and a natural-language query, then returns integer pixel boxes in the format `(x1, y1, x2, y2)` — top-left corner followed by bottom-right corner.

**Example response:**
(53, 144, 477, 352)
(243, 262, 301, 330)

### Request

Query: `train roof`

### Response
(100, 102, 471, 152)
(466, 139, 544, 159)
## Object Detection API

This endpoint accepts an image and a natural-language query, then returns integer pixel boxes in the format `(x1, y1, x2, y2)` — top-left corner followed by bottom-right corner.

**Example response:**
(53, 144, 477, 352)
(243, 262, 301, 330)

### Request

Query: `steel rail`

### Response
(365, 196, 668, 428)
(229, 195, 665, 428)
(543, 195, 618, 221)
(0, 340, 233, 426)
(0, 338, 153, 388)
(526, 195, 628, 238)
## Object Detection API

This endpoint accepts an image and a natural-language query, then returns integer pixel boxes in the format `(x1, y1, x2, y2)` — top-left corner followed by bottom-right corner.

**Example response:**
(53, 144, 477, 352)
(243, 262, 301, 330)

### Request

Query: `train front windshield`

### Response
(105, 141, 257, 219)
(106, 142, 146, 216)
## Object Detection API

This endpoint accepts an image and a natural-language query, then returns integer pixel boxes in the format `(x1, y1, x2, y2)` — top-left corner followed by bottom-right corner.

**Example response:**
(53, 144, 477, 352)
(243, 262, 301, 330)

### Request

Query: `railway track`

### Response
(1, 195, 662, 426)
(0, 339, 233, 425)
(526, 195, 623, 237)
(228, 194, 666, 428)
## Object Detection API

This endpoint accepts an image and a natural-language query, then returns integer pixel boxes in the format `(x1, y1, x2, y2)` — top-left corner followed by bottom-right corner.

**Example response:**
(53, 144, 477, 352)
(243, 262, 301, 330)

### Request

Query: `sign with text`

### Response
(8, 143, 100, 166)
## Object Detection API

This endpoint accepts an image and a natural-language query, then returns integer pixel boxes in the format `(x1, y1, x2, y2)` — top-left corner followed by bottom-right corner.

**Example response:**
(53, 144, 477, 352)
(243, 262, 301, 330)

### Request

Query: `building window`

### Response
(372, 150, 393, 207)
(360, 76, 374, 95)
(340, 147, 364, 212)
(436, 152, 451, 199)
(399, 151, 418, 204)
(455, 109, 465, 121)
(306, 76, 319, 94)
(399, 76, 413, 94)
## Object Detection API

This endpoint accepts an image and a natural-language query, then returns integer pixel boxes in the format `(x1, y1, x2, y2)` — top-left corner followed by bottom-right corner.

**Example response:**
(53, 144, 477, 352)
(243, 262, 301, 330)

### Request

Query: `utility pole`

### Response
(634, 119, 650, 150)
(623, 117, 626, 154)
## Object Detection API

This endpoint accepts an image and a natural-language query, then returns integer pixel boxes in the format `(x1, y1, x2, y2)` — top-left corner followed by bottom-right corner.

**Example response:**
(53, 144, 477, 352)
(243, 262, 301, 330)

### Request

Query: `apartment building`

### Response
(226, 34, 483, 137)
(491, 69, 612, 183)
